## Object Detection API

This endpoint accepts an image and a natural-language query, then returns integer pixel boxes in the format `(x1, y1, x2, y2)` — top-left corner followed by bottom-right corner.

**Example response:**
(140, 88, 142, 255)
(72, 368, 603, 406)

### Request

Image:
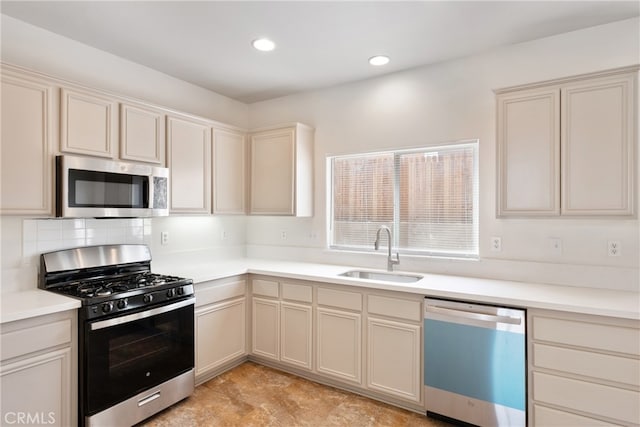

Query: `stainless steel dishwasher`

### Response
(424, 298, 526, 427)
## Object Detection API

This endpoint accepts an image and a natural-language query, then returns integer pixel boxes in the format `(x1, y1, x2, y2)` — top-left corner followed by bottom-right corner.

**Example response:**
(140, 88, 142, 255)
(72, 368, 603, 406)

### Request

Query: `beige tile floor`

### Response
(139, 362, 454, 426)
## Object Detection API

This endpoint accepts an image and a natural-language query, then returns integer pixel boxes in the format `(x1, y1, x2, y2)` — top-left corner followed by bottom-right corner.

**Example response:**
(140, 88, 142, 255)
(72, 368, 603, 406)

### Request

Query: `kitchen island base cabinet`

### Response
(0, 311, 76, 427)
(528, 309, 640, 426)
(194, 277, 248, 384)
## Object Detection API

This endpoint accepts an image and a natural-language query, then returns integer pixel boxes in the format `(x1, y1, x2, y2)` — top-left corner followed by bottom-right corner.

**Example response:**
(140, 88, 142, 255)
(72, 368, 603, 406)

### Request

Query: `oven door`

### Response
(81, 298, 194, 417)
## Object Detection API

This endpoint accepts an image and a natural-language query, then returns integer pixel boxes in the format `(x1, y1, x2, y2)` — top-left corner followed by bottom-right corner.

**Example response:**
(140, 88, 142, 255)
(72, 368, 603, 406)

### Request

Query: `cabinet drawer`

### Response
(533, 404, 622, 427)
(533, 343, 640, 387)
(367, 295, 421, 322)
(252, 279, 279, 298)
(196, 280, 246, 307)
(1, 319, 71, 361)
(281, 283, 312, 303)
(533, 372, 639, 424)
(532, 316, 639, 355)
(317, 287, 362, 311)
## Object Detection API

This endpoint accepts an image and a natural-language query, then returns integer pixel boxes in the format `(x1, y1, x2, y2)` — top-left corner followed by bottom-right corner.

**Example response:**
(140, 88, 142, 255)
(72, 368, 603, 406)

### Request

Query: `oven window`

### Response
(69, 168, 149, 208)
(83, 303, 194, 415)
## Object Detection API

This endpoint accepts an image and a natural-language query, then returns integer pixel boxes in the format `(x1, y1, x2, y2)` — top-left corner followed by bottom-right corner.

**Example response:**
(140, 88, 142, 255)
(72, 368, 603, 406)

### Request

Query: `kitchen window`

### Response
(328, 140, 478, 258)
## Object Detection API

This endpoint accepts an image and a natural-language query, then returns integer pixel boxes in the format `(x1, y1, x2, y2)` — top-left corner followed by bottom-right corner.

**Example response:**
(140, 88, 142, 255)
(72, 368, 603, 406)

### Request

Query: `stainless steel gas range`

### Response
(38, 244, 195, 427)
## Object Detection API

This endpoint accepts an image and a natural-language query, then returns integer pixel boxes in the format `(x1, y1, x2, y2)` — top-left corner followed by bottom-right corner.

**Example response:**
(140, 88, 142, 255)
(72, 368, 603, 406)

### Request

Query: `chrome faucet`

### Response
(374, 226, 400, 272)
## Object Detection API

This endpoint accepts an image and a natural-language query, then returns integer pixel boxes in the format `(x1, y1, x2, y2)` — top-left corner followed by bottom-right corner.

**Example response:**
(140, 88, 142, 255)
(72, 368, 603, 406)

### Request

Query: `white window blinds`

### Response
(329, 141, 478, 258)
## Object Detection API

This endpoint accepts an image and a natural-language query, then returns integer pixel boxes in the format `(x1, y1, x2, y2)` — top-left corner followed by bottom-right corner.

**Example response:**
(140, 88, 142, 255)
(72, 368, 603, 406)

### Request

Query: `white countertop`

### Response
(1, 289, 81, 324)
(153, 258, 640, 320)
(2, 258, 639, 324)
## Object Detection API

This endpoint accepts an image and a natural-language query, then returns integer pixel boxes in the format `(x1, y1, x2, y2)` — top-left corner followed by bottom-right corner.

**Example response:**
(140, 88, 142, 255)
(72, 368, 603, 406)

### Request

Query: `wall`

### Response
(0, 15, 248, 292)
(246, 17, 640, 291)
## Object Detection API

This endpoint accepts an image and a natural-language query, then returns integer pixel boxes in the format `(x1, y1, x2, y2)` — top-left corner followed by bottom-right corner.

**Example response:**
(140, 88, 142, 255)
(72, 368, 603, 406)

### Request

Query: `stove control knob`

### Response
(117, 299, 128, 310)
(166, 288, 176, 298)
(176, 287, 185, 296)
(143, 294, 153, 304)
(102, 302, 114, 313)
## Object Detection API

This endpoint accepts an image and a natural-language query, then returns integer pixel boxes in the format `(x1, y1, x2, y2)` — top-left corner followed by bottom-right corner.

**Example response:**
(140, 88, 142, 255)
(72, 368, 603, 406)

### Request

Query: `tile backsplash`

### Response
(23, 218, 152, 261)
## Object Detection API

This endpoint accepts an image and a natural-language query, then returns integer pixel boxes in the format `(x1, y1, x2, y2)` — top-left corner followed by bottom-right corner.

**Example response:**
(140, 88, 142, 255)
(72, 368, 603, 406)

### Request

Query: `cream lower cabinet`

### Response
(249, 277, 425, 410)
(0, 311, 76, 427)
(194, 277, 247, 384)
(366, 294, 423, 404)
(528, 309, 640, 426)
(280, 282, 313, 370)
(1, 69, 55, 215)
(251, 278, 314, 371)
(316, 287, 363, 385)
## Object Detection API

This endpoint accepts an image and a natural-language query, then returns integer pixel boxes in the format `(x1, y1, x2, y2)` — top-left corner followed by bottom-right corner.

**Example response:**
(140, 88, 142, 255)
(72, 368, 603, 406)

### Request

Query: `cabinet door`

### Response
(249, 128, 295, 215)
(120, 102, 164, 164)
(213, 128, 246, 214)
(497, 88, 560, 216)
(316, 307, 362, 385)
(60, 88, 118, 158)
(1, 348, 72, 427)
(167, 116, 211, 213)
(195, 298, 246, 379)
(1, 74, 53, 215)
(367, 317, 421, 403)
(280, 302, 312, 370)
(561, 74, 635, 215)
(252, 298, 280, 361)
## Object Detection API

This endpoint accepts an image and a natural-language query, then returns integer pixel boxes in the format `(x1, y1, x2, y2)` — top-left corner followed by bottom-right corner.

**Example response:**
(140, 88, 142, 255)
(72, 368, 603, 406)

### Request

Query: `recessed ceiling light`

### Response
(252, 38, 276, 52)
(369, 55, 390, 66)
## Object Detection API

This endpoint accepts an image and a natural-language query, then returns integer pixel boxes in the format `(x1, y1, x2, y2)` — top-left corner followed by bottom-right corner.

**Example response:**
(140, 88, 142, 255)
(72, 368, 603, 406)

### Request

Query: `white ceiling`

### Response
(1, 1, 638, 103)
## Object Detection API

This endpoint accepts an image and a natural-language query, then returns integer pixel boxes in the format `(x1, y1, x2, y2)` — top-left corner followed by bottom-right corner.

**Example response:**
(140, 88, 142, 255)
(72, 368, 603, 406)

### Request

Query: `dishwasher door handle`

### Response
(425, 305, 522, 326)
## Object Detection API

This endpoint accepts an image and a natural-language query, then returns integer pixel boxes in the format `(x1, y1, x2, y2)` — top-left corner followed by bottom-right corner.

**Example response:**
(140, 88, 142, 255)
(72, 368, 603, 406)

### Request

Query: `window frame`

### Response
(327, 140, 479, 259)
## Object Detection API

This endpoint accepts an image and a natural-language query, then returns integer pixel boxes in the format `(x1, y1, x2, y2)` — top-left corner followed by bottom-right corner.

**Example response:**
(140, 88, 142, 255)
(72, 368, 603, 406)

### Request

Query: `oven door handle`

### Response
(90, 298, 194, 330)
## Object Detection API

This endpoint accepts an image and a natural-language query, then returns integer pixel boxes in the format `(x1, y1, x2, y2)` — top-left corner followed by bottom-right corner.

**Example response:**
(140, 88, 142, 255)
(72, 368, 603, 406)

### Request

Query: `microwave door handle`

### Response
(90, 298, 194, 330)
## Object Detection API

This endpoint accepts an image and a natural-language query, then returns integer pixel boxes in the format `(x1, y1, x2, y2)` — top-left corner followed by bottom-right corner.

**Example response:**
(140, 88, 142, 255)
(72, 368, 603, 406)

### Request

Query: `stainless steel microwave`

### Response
(56, 155, 169, 218)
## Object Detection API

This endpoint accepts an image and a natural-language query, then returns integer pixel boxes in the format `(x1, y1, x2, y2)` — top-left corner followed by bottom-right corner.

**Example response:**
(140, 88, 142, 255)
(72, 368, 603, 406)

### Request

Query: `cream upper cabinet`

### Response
(497, 88, 560, 215)
(561, 74, 635, 215)
(1, 71, 54, 215)
(166, 115, 212, 214)
(60, 87, 118, 158)
(249, 123, 314, 216)
(213, 128, 246, 214)
(120, 102, 165, 165)
(496, 67, 637, 217)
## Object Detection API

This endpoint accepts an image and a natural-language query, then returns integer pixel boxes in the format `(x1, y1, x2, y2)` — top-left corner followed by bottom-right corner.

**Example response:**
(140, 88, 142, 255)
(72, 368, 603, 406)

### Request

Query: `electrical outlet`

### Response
(608, 240, 621, 257)
(549, 238, 562, 256)
(491, 237, 502, 252)
(160, 231, 169, 246)
(280, 230, 287, 240)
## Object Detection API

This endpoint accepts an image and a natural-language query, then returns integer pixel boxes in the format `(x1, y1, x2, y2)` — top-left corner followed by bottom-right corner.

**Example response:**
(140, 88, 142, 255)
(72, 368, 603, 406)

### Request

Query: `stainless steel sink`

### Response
(339, 270, 423, 283)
